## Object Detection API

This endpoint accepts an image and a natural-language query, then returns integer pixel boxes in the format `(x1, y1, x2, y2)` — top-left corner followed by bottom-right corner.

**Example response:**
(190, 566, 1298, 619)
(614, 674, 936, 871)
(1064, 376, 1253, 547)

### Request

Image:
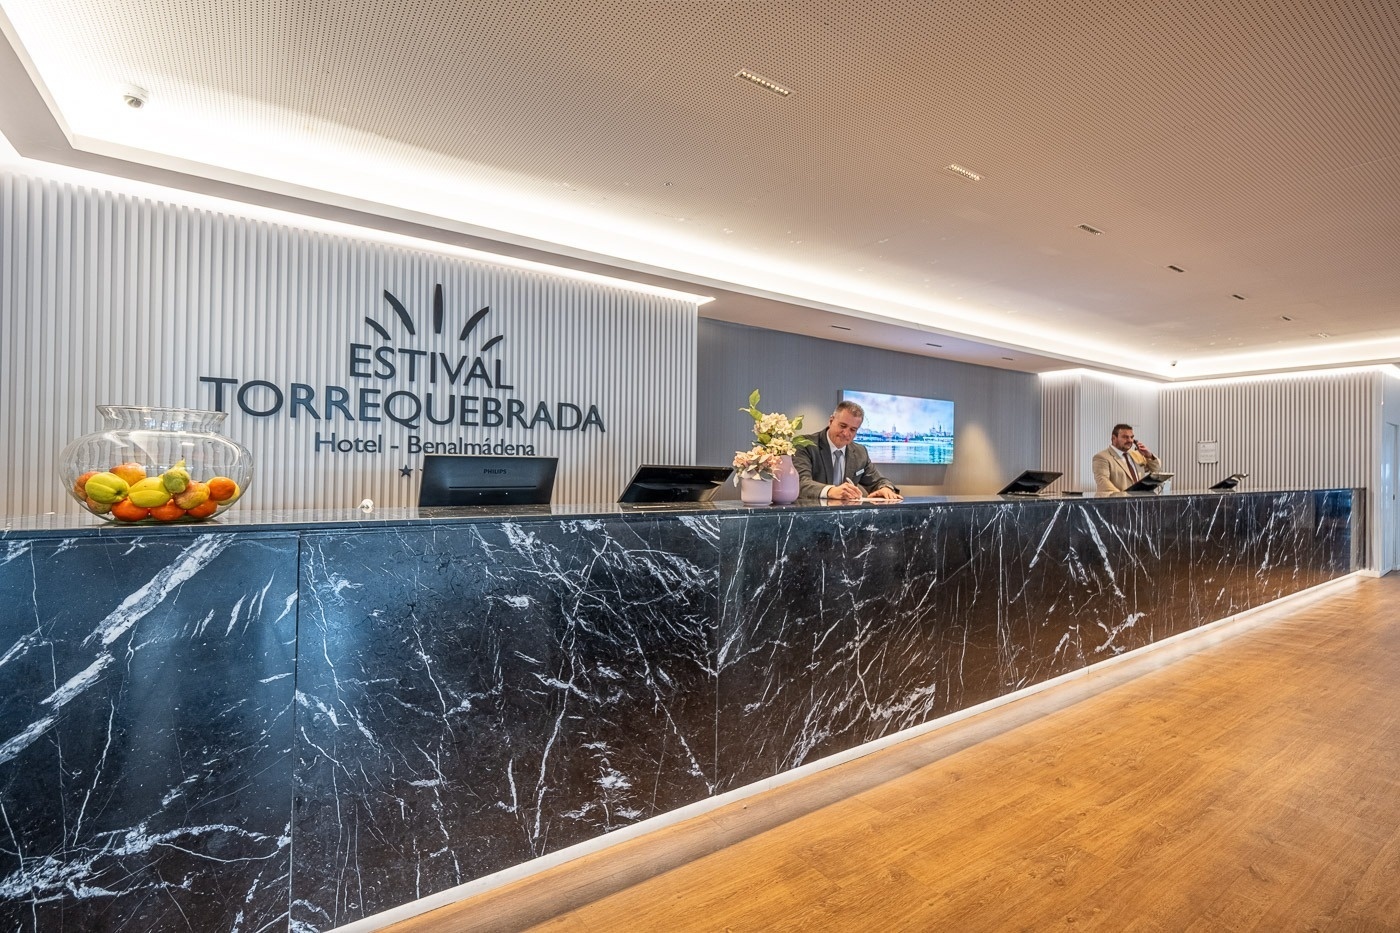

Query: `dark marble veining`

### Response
(0, 533, 299, 932)
(0, 490, 1361, 931)
(291, 515, 719, 928)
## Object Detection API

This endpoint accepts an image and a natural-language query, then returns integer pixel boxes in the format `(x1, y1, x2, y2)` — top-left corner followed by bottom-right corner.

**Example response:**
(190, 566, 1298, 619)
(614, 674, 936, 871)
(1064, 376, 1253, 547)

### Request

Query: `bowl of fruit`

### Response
(59, 406, 253, 523)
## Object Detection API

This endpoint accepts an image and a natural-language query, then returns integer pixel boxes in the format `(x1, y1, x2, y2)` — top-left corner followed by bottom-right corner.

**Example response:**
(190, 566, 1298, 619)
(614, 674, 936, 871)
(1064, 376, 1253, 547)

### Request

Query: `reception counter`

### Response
(0, 489, 1360, 931)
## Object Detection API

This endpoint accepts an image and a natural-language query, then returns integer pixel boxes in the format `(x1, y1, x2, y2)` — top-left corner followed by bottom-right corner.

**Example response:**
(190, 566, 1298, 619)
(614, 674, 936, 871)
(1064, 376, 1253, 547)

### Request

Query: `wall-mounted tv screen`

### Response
(840, 389, 955, 464)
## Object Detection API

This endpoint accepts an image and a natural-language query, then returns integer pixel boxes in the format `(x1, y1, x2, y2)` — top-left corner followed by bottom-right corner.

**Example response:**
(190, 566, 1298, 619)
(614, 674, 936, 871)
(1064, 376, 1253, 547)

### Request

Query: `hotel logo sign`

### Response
(199, 285, 606, 455)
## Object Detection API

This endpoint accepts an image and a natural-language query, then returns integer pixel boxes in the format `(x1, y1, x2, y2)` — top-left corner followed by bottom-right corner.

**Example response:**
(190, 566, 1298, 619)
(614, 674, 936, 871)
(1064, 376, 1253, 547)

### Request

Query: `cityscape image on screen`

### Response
(841, 389, 955, 464)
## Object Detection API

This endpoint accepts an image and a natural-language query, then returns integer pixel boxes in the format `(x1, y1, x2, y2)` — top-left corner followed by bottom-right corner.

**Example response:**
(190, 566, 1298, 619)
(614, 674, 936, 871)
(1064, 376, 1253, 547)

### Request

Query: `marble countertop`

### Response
(0, 488, 1353, 538)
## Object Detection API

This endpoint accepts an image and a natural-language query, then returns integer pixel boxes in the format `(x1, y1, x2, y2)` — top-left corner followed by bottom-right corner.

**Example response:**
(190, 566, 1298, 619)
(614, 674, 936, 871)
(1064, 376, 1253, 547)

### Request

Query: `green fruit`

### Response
(161, 458, 191, 494)
(128, 476, 174, 508)
(84, 472, 130, 505)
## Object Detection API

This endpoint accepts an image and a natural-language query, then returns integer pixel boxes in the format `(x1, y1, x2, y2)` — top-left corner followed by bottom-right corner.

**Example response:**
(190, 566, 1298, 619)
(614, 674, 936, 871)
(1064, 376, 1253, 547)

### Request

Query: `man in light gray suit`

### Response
(792, 400, 902, 501)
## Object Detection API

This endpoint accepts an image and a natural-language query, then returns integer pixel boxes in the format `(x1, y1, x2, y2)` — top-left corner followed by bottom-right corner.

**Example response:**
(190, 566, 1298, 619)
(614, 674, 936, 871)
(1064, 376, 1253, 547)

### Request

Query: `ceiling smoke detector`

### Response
(735, 70, 792, 97)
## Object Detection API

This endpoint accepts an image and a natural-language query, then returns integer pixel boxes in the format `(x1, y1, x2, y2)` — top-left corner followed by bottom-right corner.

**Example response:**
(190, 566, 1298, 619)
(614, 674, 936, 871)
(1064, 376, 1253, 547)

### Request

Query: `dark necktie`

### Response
(832, 448, 845, 483)
(1124, 452, 1138, 482)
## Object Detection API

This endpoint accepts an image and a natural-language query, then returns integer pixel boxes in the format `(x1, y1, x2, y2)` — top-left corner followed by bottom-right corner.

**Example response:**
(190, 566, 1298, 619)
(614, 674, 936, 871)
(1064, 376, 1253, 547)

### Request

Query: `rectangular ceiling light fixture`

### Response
(735, 69, 793, 96)
(945, 163, 983, 181)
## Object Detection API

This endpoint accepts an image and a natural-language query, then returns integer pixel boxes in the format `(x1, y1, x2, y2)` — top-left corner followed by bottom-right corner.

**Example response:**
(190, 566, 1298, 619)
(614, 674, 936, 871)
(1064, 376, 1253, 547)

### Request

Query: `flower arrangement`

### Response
(732, 444, 783, 482)
(732, 390, 815, 483)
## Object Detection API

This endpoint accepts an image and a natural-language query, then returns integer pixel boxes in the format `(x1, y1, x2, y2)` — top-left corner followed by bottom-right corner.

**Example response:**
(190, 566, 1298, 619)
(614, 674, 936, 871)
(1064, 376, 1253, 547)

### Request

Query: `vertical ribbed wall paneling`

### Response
(1158, 371, 1376, 493)
(1038, 371, 1161, 491)
(1038, 373, 1080, 491)
(0, 170, 697, 515)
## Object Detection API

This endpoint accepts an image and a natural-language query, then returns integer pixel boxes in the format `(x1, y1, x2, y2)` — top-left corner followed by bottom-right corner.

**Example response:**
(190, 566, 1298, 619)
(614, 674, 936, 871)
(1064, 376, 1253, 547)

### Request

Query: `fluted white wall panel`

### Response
(1038, 371, 1159, 491)
(1038, 374, 1079, 492)
(1159, 371, 1375, 493)
(1, 170, 696, 515)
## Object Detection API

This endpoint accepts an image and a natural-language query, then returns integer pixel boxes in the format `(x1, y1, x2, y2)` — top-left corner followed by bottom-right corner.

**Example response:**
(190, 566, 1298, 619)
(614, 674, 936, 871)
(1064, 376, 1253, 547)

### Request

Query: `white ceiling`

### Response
(2, 0, 1399, 379)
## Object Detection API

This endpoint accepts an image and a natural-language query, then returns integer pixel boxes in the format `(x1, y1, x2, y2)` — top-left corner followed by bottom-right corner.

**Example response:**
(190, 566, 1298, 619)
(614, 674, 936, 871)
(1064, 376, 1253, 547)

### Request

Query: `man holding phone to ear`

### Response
(1092, 423, 1162, 493)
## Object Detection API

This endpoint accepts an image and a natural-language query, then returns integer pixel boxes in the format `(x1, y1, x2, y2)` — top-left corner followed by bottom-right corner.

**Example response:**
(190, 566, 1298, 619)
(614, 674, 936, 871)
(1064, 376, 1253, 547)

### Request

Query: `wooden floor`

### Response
(386, 575, 1400, 933)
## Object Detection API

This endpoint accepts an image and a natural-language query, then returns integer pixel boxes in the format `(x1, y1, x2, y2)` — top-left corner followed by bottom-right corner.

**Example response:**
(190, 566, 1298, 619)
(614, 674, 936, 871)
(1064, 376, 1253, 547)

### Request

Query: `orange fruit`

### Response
(110, 461, 148, 485)
(110, 498, 151, 522)
(150, 501, 186, 522)
(207, 476, 240, 502)
(186, 499, 219, 519)
(74, 470, 98, 499)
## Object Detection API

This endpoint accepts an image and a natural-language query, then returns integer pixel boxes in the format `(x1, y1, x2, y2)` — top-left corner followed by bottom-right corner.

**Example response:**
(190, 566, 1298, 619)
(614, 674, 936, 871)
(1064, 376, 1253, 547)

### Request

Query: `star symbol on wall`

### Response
(400, 464, 414, 478)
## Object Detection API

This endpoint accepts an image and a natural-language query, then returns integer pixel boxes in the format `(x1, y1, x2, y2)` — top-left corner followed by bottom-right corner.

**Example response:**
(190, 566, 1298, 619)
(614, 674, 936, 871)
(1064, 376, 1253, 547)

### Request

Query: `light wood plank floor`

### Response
(386, 575, 1400, 933)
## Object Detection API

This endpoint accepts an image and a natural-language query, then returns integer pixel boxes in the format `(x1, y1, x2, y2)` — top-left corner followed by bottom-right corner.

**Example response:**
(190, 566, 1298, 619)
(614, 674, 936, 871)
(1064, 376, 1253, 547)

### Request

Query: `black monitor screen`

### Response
(618, 465, 733, 503)
(1125, 471, 1174, 493)
(418, 455, 558, 507)
(1210, 473, 1248, 491)
(997, 470, 1063, 495)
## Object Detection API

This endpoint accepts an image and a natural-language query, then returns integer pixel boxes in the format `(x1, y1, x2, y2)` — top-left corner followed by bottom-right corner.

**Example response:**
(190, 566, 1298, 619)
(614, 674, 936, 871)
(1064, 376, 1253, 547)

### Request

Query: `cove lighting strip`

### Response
(0, 140, 713, 307)
(1042, 363, 1400, 388)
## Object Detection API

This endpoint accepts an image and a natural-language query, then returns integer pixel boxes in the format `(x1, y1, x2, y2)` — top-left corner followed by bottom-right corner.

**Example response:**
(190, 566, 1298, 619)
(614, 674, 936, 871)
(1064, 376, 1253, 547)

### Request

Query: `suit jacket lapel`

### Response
(814, 431, 833, 484)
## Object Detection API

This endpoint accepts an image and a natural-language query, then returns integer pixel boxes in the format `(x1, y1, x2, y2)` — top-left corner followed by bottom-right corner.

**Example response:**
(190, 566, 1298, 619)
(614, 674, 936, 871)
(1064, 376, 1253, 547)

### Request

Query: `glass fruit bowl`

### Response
(58, 406, 254, 523)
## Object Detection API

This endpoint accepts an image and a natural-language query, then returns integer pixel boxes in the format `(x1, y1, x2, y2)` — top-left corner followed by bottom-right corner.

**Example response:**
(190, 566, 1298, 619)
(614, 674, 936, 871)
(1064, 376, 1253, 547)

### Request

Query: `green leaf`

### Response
(748, 389, 761, 409)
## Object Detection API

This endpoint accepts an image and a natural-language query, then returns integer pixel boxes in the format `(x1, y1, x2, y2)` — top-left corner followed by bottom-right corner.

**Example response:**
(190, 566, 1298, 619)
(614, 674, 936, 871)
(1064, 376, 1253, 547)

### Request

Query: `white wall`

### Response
(0, 169, 698, 515)
(1379, 372, 1400, 574)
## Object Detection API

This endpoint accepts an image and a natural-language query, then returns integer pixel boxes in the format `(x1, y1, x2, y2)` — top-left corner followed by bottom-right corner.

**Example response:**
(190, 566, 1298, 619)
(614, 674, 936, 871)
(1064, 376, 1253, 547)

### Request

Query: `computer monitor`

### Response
(1210, 472, 1249, 491)
(1125, 471, 1174, 493)
(997, 470, 1063, 495)
(618, 465, 733, 503)
(418, 455, 558, 507)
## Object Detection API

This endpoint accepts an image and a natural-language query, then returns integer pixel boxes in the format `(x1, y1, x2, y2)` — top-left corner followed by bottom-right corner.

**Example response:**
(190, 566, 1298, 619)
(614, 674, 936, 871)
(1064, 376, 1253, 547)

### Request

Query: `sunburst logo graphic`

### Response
(366, 283, 504, 355)
(354, 284, 515, 391)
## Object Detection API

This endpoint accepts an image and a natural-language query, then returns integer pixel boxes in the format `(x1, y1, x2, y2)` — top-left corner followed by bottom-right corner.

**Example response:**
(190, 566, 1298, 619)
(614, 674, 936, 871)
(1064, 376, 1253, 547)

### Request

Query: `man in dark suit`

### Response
(792, 400, 902, 501)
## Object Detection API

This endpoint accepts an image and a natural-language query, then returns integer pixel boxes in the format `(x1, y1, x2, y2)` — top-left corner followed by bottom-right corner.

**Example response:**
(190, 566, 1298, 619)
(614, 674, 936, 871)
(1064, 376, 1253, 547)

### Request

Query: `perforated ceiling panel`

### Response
(3, 0, 1399, 369)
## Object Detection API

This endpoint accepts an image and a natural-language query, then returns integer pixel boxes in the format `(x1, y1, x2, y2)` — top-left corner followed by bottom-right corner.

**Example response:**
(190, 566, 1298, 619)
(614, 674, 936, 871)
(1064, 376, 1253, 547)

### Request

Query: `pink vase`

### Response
(740, 477, 773, 505)
(771, 454, 799, 504)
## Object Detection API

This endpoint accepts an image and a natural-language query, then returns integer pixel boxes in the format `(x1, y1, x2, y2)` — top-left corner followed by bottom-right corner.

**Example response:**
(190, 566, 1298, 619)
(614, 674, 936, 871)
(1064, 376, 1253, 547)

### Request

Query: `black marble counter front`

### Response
(0, 490, 1360, 930)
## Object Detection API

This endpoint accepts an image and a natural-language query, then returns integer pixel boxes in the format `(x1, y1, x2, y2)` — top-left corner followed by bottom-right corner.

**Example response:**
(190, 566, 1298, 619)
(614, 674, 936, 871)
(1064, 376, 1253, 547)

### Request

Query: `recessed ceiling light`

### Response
(1167, 265, 1185, 273)
(1232, 294, 1246, 300)
(1315, 332, 1332, 338)
(1001, 356, 1014, 361)
(1280, 315, 1293, 321)
(735, 70, 792, 97)
(830, 324, 851, 331)
(945, 164, 983, 182)
(1076, 224, 1104, 235)
(926, 342, 942, 348)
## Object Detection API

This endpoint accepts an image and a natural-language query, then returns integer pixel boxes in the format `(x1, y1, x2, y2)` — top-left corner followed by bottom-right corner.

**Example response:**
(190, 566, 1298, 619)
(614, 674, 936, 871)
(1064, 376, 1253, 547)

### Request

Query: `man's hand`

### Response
(868, 487, 903, 501)
(828, 480, 863, 501)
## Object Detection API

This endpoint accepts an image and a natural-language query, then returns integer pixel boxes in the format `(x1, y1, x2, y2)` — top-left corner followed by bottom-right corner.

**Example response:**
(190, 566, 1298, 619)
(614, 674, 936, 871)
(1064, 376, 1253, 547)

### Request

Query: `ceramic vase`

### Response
(771, 454, 799, 504)
(739, 476, 773, 505)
